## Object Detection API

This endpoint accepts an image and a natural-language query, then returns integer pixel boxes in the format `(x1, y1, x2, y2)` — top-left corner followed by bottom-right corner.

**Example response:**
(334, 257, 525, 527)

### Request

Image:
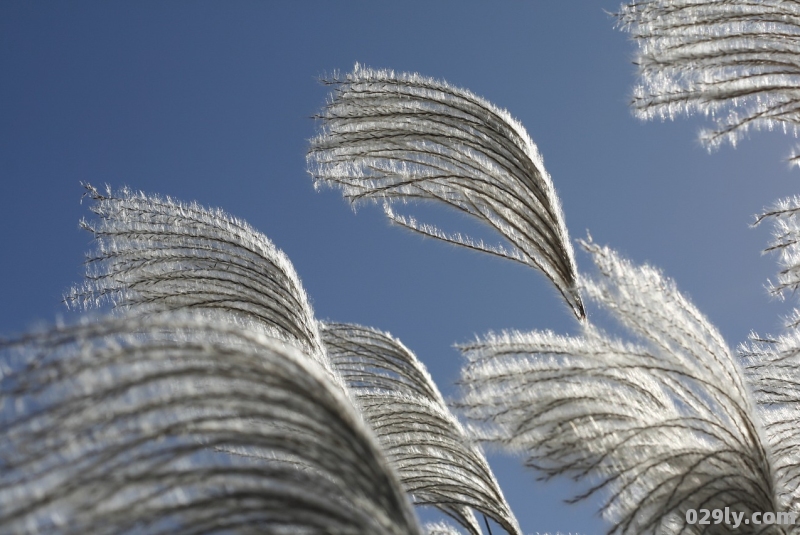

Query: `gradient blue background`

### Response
(2, 2, 798, 533)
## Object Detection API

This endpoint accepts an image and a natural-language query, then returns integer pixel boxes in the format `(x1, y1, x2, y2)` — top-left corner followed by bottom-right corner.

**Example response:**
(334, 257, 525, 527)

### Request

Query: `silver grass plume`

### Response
(307, 65, 584, 319)
(755, 196, 800, 319)
(618, 0, 800, 151)
(459, 240, 783, 534)
(66, 184, 518, 529)
(322, 322, 521, 535)
(0, 313, 421, 535)
(740, 335, 800, 521)
(66, 183, 326, 366)
(742, 198, 800, 514)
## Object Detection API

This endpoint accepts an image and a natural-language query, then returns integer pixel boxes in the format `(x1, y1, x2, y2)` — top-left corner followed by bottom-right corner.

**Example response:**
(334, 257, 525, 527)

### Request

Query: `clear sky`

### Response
(2, 2, 799, 533)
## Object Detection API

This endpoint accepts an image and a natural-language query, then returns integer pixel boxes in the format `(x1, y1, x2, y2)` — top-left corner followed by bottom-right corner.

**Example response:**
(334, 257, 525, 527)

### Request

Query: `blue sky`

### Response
(2, 2, 799, 533)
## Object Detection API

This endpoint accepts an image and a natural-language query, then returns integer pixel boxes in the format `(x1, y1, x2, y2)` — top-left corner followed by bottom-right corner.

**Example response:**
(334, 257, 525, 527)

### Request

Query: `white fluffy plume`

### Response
(742, 198, 800, 515)
(63, 185, 520, 531)
(0, 314, 421, 535)
(307, 65, 584, 319)
(322, 322, 521, 535)
(741, 334, 800, 518)
(756, 196, 800, 316)
(618, 0, 800, 151)
(459, 240, 784, 534)
(66, 183, 326, 365)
